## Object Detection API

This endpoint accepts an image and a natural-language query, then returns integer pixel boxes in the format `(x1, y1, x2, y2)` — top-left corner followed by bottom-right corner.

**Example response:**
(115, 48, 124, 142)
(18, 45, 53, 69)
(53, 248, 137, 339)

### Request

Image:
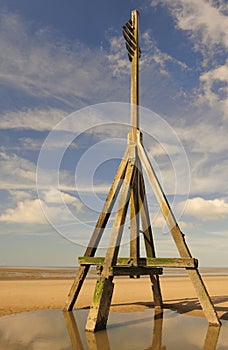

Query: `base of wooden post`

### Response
(86, 277, 114, 332)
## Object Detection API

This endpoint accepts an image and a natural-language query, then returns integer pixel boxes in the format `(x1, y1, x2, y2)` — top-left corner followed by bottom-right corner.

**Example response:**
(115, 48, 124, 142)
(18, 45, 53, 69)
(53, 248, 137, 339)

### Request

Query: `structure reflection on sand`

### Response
(0, 308, 226, 349)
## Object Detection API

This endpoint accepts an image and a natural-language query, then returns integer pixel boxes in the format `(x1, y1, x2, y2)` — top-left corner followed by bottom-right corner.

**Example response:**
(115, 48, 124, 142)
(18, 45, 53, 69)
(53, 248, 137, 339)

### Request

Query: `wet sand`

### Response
(0, 268, 227, 320)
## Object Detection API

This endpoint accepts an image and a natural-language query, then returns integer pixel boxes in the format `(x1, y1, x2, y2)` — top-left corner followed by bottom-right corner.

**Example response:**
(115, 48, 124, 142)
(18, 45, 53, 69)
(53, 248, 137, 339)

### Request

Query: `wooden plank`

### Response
(150, 274, 163, 309)
(138, 143, 192, 258)
(137, 165, 163, 307)
(78, 257, 198, 268)
(110, 266, 163, 276)
(129, 147, 140, 267)
(138, 164, 156, 257)
(102, 158, 136, 277)
(146, 257, 198, 268)
(85, 276, 114, 332)
(63, 265, 90, 311)
(187, 268, 221, 326)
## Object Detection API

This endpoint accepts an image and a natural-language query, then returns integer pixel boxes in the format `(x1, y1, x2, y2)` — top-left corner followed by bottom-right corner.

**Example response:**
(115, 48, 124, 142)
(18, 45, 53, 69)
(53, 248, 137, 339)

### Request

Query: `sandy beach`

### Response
(0, 268, 227, 321)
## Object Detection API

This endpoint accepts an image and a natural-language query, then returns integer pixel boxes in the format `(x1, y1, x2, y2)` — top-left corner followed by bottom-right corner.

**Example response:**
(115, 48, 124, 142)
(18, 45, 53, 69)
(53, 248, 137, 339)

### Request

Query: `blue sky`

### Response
(0, 0, 227, 267)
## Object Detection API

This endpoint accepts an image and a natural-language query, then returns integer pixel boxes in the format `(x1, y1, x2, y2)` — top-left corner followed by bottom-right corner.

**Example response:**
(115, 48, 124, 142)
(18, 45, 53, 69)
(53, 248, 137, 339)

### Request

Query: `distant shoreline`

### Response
(0, 266, 228, 280)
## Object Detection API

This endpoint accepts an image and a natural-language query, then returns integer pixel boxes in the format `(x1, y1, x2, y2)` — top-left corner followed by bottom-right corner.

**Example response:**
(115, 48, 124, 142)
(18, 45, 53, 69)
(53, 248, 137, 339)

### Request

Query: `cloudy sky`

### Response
(0, 0, 227, 267)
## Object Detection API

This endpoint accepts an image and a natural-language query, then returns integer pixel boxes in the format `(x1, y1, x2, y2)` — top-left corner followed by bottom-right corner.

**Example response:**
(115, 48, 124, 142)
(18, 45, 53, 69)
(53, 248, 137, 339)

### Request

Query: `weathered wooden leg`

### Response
(64, 148, 129, 311)
(138, 161, 163, 308)
(130, 174, 140, 262)
(138, 143, 220, 325)
(130, 156, 140, 278)
(86, 276, 114, 332)
(64, 265, 90, 311)
(150, 275, 163, 309)
(63, 311, 84, 350)
(86, 158, 136, 332)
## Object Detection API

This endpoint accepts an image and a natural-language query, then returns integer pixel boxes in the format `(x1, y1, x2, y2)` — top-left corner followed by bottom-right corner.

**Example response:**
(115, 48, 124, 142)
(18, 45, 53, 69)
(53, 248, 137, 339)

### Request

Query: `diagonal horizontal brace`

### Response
(110, 266, 163, 276)
(78, 257, 198, 268)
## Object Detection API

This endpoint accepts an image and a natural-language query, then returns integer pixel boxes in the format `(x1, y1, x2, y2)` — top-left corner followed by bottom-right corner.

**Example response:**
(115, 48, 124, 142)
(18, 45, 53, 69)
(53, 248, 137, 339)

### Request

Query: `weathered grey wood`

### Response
(110, 266, 162, 276)
(138, 142, 221, 326)
(130, 176, 140, 262)
(137, 163, 163, 307)
(86, 160, 136, 332)
(78, 256, 198, 268)
(150, 274, 163, 309)
(129, 148, 140, 276)
(86, 277, 114, 332)
(138, 143, 192, 257)
(63, 311, 84, 350)
(186, 268, 221, 325)
(63, 265, 90, 311)
(102, 158, 136, 277)
(138, 165, 156, 257)
(64, 148, 129, 311)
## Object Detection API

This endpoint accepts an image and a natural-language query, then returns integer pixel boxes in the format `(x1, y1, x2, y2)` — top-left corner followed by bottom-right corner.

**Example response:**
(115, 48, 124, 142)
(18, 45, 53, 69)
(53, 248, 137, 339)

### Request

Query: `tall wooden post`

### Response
(64, 8, 221, 332)
(130, 9, 139, 133)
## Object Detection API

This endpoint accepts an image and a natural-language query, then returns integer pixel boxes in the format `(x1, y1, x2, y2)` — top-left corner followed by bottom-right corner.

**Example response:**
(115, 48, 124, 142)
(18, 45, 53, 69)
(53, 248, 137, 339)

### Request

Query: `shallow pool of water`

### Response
(0, 308, 227, 349)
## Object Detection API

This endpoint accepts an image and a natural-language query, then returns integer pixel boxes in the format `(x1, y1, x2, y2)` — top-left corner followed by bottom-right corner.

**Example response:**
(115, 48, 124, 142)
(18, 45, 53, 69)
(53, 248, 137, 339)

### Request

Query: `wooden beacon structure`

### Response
(64, 9, 220, 332)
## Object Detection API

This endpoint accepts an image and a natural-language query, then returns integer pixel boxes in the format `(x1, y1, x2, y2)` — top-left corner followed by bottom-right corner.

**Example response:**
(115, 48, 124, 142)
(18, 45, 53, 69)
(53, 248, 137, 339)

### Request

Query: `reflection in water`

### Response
(203, 326, 221, 350)
(0, 308, 225, 350)
(150, 309, 166, 350)
(64, 311, 111, 350)
(64, 309, 221, 350)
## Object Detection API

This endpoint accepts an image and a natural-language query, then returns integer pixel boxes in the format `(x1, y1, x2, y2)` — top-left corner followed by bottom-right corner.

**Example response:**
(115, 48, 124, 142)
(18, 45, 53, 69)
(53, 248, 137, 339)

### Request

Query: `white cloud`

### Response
(43, 188, 84, 212)
(174, 121, 228, 195)
(8, 190, 32, 201)
(198, 61, 228, 116)
(141, 31, 188, 74)
(152, 0, 228, 118)
(0, 151, 75, 194)
(176, 121, 228, 154)
(0, 199, 47, 223)
(183, 197, 228, 220)
(0, 191, 84, 224)
(0, 151, 36, 190)
(154, 0, 228, 52)
(0, 108, 68, 131)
